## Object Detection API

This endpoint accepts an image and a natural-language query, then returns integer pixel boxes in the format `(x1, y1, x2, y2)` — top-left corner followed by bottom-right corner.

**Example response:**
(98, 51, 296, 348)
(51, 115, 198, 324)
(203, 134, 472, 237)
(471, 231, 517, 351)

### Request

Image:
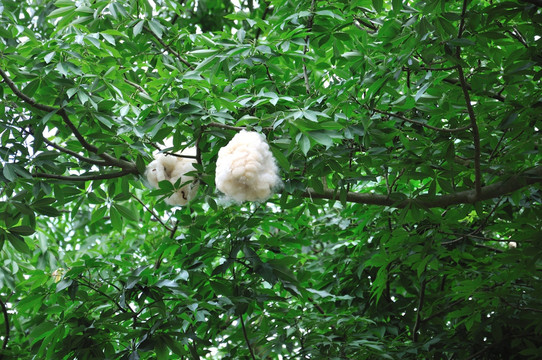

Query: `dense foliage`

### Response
(1, 0, 542, 358)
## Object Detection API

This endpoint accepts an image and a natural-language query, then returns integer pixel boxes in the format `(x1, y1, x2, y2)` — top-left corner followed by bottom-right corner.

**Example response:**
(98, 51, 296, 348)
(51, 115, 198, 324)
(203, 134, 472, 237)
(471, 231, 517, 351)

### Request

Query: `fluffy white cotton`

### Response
(215, 130, 281, 203)
(146, 147, 199, 206)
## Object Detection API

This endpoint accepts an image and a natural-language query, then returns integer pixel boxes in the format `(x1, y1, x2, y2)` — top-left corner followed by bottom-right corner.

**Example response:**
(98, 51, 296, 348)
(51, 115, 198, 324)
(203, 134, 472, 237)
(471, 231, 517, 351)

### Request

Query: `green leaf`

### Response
(7, 233, 31, 254)
(56, 279, 73, 292)
(299, 134, 310, 155)
(9, 226, 35, 236)
(133, 20, 145, 37)
(48, 6, 75, 18)
(148, 19, 163, 39)
(3, 163, 18, 182)
(372, 0, 383, 13)
(30, 322, 56, 345)
(113, 203, 139, 222)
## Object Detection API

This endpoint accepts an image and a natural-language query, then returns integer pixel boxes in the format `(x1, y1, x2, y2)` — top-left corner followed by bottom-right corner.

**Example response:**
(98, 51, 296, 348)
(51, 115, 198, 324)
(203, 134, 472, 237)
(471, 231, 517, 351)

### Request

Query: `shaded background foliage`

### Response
(0, 0, 541, 359)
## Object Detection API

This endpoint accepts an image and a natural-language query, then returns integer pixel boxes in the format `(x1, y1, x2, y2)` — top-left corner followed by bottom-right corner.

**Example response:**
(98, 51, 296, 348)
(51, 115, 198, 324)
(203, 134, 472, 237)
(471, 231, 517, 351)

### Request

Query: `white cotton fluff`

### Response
(215, 130, 281, 203)
(145, 147, 199, 206)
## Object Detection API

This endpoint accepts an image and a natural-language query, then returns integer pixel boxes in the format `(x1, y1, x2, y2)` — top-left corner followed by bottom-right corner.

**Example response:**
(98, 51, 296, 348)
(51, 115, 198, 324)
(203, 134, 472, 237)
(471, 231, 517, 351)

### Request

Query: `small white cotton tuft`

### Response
(215, 130, 281, 203)
(145, 147, 199, 206)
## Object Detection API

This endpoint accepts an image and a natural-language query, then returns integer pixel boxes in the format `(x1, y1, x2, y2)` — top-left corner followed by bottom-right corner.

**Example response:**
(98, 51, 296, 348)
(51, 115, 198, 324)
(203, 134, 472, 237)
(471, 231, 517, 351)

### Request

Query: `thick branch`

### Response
(372, 109, 472, 133)
(0, 67, 57, 112)
(0, 296, 9, 357)
(1, 66, 138, 172)
(301, 165, 542, 208)
(32, 169, 136, 181)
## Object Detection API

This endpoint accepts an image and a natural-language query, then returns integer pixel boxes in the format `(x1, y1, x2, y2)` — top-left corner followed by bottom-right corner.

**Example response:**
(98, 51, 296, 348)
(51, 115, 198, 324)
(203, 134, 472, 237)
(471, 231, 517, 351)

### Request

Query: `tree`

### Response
(1, 0, 541, 358)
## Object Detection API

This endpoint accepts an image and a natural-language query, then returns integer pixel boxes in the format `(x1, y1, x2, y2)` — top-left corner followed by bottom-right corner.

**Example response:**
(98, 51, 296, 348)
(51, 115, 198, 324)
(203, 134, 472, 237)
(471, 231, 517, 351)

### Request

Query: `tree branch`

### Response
(240, 314, 256, 360)
(78, 280, 133, 314)
(353, 16, 378, 32)
(456, 68, 482, 198)
(301, 164, 542, 208)
(143, 25, 194, 69)
(519, 0, 542, 7)
(302, 0, 316, 95)
(203, 122, 273, 132)
(130, 194, 173, 232)
(442, 78, 505, 102)
(0, 296, 9, 358)
(0, 67, 57, 113)
(421, 299, 464, 323)
(0, 66, 138, 172)
(43, 138, 108, 166)
(372, 108, 472, 133)
(254, 1, 272, 43)
(456, 0, 482, 199)
(412, 277, 427, 342)
(123, 76, 149, 95)
(32, 169, 136, 181)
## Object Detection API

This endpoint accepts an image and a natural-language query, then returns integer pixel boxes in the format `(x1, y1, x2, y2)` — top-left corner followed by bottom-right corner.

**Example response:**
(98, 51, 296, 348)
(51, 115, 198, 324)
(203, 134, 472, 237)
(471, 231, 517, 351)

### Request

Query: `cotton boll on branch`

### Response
(215, 130, 281, 203)
(145, 147, 199, 206)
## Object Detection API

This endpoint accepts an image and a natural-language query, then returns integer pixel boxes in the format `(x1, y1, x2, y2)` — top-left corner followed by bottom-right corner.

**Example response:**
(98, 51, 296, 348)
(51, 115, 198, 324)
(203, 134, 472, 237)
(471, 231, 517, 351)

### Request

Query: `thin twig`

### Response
(32, 170, 135, 181)
(308, 297, 326, 315)
(240, 314, 257, 360)
(154, 221, 178, 269)
(353, 16, 378, 32)
(43, 138, 108, 166)
(500, 297, 542, 313)
(456, 0, 482, 199)
(372, 108, 472, 133)
(520, 0, 542, 6)
(456, 66, 482, 199)
(488, 130, 508, 162)
(457, 0, 468, 39)
(204, 122, 273, 132)
(143, 25, 194, 69)
(131, 194, 173, 232)
(442, 78, 505, 102)
(254, 1, 272, 43)
(474, 243, 503, 253)
(389, 168, 406, 192)
(421, 299, 464, 323)
(412, 277, 427, 342)
(123, 76, 149, 95)
(264, 63, 280, 94)
(0, 296, 10, 357)
(302, 0, 316, 95)
(78, 280, 133, 313)
(420, 65, 458, 71)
